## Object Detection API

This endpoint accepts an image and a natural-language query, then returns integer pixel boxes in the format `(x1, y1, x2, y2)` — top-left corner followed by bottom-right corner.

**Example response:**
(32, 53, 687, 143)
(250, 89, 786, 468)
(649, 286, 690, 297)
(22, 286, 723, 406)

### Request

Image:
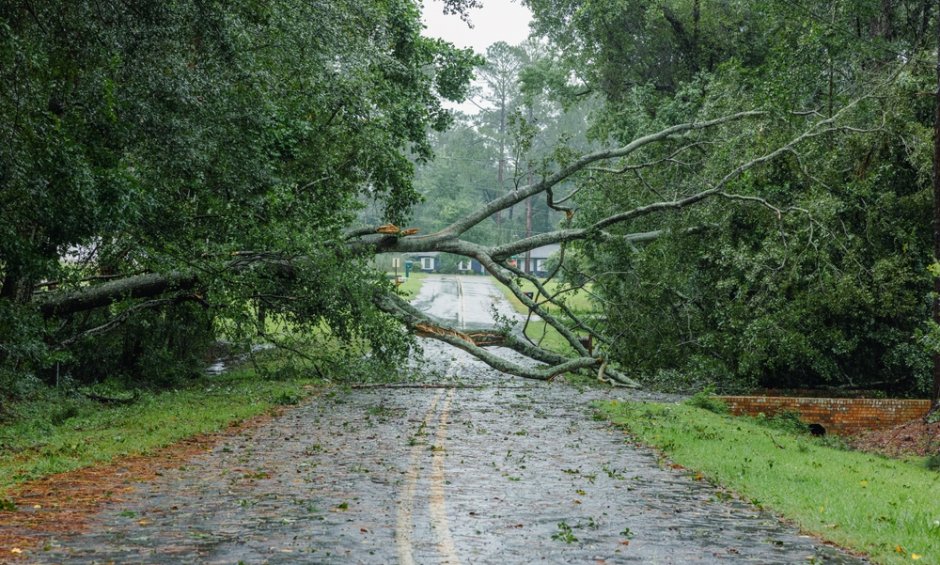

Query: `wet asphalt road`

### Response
(410, 275, 519, 331)
(31, 275, 866, 564)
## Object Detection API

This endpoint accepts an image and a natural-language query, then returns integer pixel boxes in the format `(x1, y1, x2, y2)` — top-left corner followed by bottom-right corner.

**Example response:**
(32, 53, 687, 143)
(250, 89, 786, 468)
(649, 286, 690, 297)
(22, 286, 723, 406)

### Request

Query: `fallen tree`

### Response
(26, 98, 880, 388)
(2, 0, 913, 394)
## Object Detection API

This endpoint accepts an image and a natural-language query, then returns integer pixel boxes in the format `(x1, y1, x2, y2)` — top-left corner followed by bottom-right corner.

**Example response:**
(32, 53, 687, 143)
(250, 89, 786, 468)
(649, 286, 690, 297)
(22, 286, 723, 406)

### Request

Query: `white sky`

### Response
(422, 0, 533, 114)
(421, 0, 532, 54)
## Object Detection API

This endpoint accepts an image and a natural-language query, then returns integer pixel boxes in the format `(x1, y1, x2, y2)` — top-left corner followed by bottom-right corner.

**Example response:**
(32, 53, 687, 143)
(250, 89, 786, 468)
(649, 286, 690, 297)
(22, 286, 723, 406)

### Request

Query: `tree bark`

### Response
(39, 271, 198, 317)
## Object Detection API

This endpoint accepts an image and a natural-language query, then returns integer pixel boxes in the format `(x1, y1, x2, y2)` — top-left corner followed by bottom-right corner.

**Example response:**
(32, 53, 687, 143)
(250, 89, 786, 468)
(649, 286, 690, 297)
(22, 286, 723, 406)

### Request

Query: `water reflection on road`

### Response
(410, 274, 517, 330)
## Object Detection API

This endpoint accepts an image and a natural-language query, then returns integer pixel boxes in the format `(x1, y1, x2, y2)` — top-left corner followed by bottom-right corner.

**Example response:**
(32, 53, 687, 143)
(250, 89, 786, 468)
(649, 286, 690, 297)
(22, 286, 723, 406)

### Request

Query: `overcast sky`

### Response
(422, 1, 533, 114)
(421, 0, 532, 54)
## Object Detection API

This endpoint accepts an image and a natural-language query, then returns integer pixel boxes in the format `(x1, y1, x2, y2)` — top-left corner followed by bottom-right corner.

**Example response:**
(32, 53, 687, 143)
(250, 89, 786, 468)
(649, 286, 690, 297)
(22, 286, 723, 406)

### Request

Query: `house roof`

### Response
(528, 244, 561, 260)
(408, 251, 441, 258)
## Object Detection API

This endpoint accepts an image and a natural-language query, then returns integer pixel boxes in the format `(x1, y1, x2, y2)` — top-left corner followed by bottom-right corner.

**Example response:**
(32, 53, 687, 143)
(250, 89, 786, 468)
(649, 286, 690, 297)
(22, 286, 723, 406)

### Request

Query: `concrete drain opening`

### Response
(809, 423, 826, 436)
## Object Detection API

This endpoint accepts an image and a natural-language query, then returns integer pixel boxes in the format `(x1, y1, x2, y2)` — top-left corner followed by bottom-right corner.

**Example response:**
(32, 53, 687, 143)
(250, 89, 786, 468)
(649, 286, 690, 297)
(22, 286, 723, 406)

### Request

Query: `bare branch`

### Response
(501, 260, 611, 347)
(373, 291, 630, 382)
(487, 106, 869, 259)
(587, 140, 713, 175)
(473, 253, 592, 356)
(432, 111, 765, 238)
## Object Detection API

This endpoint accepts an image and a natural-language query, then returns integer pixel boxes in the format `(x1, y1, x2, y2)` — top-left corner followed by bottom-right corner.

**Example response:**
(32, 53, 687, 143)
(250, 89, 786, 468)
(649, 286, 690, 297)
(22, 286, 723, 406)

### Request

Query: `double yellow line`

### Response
(396, 389, 460, 565)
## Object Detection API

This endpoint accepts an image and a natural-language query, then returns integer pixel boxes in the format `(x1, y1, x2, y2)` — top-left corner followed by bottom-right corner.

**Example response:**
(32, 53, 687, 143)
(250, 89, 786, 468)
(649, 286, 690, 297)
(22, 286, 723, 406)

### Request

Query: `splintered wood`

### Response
(414, 323, 503, 348)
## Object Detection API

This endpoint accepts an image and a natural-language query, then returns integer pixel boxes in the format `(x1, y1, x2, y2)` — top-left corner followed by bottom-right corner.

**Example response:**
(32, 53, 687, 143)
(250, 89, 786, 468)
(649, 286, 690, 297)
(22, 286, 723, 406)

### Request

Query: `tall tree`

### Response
(0, 0, 478, 387)
(933, 0, 940, 407)
(6, 0, 940, 398)
(474, 42, 525, 233)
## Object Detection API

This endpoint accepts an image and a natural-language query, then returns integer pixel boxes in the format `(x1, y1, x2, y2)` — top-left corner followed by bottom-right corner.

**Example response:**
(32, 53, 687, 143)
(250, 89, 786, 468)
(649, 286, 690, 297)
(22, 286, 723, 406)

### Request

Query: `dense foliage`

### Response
(0, 0, 476, 393)
(525, 0, 937, 393)
(3, 0, 939, 398)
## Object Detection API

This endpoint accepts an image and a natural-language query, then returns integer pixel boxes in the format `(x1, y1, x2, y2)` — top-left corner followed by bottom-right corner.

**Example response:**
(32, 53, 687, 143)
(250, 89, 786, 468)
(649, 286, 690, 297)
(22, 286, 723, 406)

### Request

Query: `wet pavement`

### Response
(29, 276, 867, 564)
(411, 274, 528, 331)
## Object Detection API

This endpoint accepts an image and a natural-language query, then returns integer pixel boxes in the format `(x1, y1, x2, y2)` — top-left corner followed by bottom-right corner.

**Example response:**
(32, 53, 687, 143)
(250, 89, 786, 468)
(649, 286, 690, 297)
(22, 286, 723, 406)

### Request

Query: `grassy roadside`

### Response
(0, 350, 324, 499)
(395, 271, 427, 299)
(497, 278, 594, 315)
(495, 279, 592, 354)
(599, 400, 940, 564)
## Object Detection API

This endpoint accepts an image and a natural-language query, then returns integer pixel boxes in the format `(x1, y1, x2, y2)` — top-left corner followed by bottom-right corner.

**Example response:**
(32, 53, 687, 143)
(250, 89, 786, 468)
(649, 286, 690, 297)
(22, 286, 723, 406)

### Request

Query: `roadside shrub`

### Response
(0, 302, 64, 402)
(757, 410, 809, 435)
(685, 391, 729, 414)
(63, 302, 215, 390)
(49, 402, 80, 426)
(273, 389, 302, 406)
(640, 357, 755, 395)
(641, 368, 712, 394)
(927, 454, 940, 472)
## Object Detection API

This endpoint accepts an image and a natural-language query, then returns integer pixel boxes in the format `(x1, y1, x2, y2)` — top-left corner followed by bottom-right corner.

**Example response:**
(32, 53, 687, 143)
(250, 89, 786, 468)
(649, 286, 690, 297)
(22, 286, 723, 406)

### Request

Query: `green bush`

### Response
(272, 390, 302, 406)
(755, 410, 809, 435)
(685, 391, 729, 414)
(927, 454, 940, 472)
(63, 302, 215, 390)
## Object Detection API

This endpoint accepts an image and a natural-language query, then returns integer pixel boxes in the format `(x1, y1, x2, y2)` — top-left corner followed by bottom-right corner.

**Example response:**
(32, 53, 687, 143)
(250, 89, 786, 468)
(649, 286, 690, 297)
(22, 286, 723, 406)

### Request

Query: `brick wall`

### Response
(719, 396, 931, 436)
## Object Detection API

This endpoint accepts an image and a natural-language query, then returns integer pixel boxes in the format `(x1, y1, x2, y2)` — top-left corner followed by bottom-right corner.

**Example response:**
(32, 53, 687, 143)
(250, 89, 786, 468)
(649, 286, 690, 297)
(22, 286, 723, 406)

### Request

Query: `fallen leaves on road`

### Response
(0, 408, 285, 561)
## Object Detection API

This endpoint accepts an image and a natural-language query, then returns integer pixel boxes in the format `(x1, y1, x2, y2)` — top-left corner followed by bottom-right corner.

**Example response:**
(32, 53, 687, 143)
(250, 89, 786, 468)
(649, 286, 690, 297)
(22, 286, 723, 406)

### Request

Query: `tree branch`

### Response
(430, 110, 765, 239)
(373, 291, 628, 382)
(39, 271, 199, 317)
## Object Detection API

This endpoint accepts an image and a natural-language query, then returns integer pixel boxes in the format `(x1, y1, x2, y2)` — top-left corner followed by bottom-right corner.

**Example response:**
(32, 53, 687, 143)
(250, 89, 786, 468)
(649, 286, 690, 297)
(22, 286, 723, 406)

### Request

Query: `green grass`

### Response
(599, 400, 940, 564)
(495, 280, 595, 355)
(518, 320, 577, 355)
(0, 351, 324, 498)
(395, 271, 427, 299)
(497, 279, 595, 315)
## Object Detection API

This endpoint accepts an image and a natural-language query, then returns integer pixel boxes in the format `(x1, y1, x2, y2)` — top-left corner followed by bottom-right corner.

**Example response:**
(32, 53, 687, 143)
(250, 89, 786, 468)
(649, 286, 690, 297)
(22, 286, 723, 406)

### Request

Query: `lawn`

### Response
(498, 278, 596, 315)
(496, 278, 597, 355)
(0, 348, 326, 499)
(599, 400, 940, 564)
(395, 271, 427, 299)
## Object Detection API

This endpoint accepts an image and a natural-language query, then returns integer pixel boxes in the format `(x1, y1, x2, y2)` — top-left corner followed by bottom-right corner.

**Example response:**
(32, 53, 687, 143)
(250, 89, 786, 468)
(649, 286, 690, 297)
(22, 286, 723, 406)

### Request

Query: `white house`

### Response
(519, 244, 561, 276)
(409, 251, 441, 272)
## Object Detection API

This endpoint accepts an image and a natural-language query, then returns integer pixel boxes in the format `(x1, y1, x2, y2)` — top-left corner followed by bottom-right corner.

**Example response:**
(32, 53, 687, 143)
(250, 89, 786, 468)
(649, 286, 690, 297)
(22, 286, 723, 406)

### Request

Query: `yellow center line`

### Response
(396, 390, 444, 565)
(430, 388, 460, 564)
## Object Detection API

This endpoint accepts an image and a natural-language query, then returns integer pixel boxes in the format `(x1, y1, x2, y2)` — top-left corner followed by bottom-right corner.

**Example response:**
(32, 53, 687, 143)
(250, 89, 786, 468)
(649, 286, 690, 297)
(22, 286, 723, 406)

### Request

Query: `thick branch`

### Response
(502, 260, 610, 347)
(39, 271, 198, 317)
(374, 292, 614, 381)
(474, 253, 591, 357)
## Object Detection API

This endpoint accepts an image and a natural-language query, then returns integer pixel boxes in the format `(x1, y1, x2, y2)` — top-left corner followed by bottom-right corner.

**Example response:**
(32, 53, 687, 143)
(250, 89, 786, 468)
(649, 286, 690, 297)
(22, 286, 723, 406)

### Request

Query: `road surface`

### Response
(29, 275, 865, 563)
